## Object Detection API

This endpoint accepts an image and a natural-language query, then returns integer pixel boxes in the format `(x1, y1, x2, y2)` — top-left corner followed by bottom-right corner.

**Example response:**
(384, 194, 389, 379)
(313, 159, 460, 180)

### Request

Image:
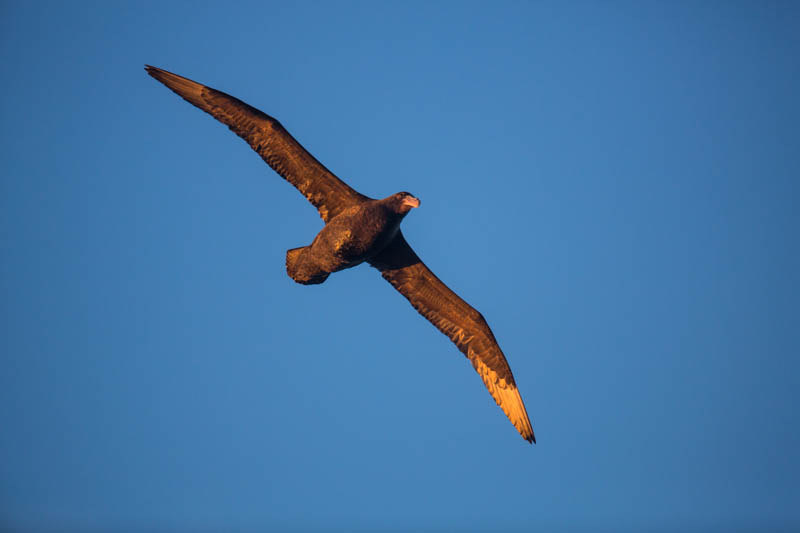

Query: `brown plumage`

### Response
(146, 65, 536, 444)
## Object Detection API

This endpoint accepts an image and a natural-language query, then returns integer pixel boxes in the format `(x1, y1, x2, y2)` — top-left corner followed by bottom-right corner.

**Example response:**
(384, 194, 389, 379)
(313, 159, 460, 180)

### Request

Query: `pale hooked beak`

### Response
(403, 196, 421, 208)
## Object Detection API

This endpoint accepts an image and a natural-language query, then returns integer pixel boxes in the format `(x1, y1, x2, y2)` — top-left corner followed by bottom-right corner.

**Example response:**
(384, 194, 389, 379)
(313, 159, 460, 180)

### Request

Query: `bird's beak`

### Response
(403, 196, 421, 208)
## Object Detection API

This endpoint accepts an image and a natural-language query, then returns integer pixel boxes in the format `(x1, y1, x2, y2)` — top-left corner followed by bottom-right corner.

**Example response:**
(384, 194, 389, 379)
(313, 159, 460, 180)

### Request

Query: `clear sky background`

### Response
(1, 1, 798, 532)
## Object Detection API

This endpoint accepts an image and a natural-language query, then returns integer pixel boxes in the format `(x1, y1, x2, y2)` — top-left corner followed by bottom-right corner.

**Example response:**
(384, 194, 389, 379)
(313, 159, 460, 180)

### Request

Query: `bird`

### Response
(145, 65, 536, 444)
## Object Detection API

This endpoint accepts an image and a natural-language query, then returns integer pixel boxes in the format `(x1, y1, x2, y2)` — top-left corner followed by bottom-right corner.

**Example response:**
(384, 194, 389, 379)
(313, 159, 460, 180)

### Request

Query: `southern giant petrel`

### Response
(146, 65, 535, 443)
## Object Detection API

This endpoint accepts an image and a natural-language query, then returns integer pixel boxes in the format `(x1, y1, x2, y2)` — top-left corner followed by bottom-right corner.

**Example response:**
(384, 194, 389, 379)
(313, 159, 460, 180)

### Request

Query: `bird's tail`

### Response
(285, 246, 330, 285)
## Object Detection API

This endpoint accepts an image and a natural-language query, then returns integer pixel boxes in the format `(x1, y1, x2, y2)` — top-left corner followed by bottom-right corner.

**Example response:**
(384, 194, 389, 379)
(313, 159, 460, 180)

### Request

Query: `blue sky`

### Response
(1, 1, 798, 531)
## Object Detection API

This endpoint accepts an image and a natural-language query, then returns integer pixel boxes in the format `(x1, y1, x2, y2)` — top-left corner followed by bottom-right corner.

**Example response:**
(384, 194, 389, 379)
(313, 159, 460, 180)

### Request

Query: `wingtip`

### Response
(522, 428, 536, 444)
(144, 65, 181, 84)
(144, 64, 165, 79)
(144, 65, 162, 81)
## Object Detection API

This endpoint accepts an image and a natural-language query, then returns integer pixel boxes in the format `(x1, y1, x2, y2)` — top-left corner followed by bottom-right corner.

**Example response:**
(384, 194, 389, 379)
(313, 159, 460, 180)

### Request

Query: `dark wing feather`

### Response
(370, 232, 535, 443)
(145, 65, 368, 222)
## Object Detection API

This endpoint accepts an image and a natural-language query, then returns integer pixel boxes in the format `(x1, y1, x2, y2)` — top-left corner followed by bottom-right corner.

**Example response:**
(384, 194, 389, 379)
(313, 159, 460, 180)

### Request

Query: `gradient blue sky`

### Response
(1, 1, 798, 531)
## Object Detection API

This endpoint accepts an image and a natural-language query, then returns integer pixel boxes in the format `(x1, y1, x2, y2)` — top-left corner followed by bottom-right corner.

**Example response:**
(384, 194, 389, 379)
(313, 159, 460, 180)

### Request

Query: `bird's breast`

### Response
(313, 206, 401, 268)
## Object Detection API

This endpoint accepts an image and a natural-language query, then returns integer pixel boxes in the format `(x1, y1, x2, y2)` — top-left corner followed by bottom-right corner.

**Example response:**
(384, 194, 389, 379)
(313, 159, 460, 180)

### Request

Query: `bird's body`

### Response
(287, 193, 418, 285)
(146, 65, 536, 443)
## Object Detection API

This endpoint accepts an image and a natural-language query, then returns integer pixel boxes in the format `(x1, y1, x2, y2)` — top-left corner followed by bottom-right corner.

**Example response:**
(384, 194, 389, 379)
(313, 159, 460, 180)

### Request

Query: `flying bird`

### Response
(145, 65, 535, 443)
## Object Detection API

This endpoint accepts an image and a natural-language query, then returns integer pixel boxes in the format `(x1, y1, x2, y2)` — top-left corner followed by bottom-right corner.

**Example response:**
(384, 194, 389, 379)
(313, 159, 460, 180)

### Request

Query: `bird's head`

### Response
(388, 191, 421, 215)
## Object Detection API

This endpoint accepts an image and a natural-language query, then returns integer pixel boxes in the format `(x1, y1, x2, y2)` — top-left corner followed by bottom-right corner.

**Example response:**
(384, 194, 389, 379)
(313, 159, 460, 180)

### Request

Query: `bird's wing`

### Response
(369, 232, 535, 443)
(145, 65, 368, 222)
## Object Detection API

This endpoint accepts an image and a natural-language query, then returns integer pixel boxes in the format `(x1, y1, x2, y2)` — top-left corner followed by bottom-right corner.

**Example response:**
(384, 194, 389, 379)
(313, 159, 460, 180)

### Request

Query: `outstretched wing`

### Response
(370, 232, 535, 443)
(145, 65, 369, 222)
